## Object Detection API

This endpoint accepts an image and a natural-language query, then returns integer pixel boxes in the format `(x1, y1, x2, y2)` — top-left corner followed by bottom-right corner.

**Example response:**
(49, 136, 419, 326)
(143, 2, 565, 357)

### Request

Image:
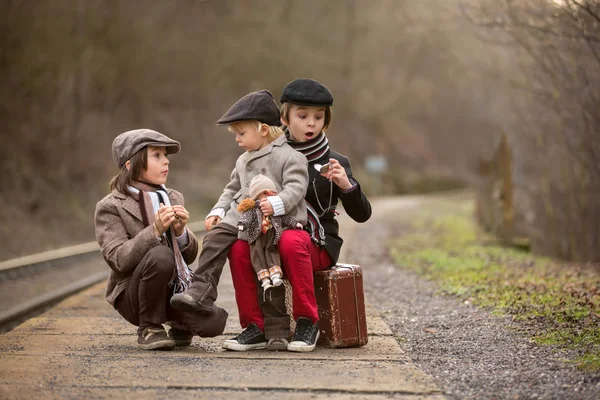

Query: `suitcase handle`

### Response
(332, 264, 363, 341)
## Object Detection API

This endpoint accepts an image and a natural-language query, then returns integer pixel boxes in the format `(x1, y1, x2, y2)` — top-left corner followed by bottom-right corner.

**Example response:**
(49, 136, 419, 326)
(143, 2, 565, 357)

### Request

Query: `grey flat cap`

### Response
(217, 90, 280, 127)
(112, 129, 180, 168)
(280, 78, 334, 107)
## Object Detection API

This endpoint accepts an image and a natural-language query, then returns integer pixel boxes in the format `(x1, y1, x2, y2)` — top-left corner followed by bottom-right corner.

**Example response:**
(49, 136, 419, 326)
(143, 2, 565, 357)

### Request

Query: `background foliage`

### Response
(1, 0, 598, 262)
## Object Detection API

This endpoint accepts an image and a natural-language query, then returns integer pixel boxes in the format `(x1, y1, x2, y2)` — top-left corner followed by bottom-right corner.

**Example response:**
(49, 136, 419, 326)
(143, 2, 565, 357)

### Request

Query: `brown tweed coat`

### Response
(94, 188, 198, 306)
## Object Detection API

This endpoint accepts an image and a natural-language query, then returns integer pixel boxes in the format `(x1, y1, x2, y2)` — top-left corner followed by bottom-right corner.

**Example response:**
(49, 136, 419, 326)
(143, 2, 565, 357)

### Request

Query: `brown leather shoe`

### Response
(170, 287, 217, 315)
(267, 337, 289, 351)
(137, 327, 176, 350)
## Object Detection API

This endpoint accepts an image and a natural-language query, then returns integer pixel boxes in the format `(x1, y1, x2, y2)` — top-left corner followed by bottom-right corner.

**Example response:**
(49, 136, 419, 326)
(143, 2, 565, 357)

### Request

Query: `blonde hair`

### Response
(227, 120, 283, 143)
(280, 103, 332, 131)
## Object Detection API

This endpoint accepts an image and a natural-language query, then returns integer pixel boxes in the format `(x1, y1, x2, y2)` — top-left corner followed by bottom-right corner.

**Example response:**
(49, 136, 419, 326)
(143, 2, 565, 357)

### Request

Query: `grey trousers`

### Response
(188, 223, 239, 307)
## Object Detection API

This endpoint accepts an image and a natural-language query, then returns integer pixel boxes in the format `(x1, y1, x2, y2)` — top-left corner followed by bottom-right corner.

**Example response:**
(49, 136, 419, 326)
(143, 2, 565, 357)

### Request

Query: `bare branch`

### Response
(572, 0, 600, 25)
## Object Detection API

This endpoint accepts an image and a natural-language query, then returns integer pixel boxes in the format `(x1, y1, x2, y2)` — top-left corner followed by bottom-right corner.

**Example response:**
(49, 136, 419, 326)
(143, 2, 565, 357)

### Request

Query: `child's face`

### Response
(140, 146, 169, 185)
(256, 189, 276, 200)
(231, 121, 270, 152)
(282, 104, 326, 143)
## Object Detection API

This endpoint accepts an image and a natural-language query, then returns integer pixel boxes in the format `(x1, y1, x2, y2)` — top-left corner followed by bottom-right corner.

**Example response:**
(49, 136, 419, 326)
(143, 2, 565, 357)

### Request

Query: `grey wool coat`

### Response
(213, 135, 309, 239)
(94, 188, 199, 306)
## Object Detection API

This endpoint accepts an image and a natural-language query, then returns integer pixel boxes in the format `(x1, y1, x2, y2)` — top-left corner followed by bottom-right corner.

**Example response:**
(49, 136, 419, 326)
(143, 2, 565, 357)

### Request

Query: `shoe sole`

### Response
(267, 339, 289, 351)
(170, 294, 215, 315)
(138, 339, 176, 350)
(287, 330, 320, 353)
(173, 339, 193, 346)
(222, 341, 267, 351)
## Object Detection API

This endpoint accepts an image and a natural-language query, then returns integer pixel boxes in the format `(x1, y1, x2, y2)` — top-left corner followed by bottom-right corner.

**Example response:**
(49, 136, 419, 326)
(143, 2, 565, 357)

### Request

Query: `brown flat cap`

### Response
(112, 129, 180, 168)
(217, 90, 280, 127)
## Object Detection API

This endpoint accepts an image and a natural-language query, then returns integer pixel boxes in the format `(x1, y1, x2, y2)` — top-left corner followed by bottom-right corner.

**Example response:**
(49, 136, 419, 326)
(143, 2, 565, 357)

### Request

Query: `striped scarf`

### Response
(285, 130, 330, 162)
(286, 129, 328, 246)
(128, 181, 192, 294)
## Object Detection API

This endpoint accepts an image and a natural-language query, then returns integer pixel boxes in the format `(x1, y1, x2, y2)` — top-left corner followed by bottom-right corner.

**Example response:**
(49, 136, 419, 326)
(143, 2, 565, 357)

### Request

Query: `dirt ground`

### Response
(345, 195, 600, 400)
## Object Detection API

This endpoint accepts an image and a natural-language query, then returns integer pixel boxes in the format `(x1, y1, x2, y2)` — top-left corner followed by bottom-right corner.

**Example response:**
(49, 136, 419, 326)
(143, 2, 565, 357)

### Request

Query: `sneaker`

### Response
(170, 289, 216, 315)
(267, 337, 289, 351)
(269, 267, 283, 287)
(271, 275, 283, 287)
(287, 317, 319, 352)
(138, 327, 176, 350)
(261, 279, 273, 291)
(222, 324, 267, 351)
(168, 327, 193, 346)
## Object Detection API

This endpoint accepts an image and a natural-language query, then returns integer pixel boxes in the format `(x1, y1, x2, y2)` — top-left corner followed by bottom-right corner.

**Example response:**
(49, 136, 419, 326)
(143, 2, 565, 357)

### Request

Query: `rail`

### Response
(0, 221, 207, 331)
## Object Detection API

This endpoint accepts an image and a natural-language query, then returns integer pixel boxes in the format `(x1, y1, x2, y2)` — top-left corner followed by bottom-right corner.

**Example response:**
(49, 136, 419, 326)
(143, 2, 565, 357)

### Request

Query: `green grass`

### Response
(390, 196, 600, 372)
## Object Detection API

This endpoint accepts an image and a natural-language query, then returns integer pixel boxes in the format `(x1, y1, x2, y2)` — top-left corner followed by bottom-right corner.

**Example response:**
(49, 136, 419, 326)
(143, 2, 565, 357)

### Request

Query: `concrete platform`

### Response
(0, 215, 444, 399)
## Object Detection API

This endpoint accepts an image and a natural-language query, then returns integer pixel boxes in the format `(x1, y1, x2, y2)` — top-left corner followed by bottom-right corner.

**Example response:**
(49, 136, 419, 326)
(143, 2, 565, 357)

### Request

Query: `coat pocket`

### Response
(233, 191, 242, 204)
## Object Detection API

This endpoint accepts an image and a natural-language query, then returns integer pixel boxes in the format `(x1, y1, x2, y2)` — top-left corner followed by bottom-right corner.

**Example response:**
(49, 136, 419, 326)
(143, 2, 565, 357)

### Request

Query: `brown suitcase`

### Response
(314, 263, 368, 348)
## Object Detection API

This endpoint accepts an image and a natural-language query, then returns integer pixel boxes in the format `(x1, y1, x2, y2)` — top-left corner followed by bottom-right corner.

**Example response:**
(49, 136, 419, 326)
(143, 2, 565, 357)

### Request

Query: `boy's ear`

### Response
(280, 116, 289, 127)
(260, 123, 269, 136)
(125, 160, 131, 171)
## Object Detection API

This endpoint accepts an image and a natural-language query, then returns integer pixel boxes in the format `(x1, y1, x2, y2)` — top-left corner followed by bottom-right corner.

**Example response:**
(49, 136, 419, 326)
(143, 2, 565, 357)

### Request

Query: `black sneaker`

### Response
(222, 324, 267, 351)
(287, 317, 319, 352)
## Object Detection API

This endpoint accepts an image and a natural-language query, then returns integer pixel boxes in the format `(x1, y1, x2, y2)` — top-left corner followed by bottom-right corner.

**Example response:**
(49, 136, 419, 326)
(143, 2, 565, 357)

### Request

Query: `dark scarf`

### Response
(128, 181, 191, 294)
(286, 129, 328, 246)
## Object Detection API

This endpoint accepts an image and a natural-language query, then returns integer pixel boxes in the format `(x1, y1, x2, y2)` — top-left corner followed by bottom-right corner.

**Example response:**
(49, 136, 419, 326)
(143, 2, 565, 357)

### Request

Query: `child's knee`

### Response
(146, 246, 176, 275)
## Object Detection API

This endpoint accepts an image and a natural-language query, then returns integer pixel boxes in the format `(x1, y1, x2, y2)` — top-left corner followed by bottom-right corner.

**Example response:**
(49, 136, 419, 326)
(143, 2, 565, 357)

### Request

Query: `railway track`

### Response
(0, 222, 206, 333)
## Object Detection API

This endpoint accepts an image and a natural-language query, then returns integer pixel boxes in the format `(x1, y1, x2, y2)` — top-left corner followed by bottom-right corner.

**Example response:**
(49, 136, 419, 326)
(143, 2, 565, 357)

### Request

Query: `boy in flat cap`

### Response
(170, 90, 309, 351)
(95, 129, 227, 350)
(228, 79, 372, 352)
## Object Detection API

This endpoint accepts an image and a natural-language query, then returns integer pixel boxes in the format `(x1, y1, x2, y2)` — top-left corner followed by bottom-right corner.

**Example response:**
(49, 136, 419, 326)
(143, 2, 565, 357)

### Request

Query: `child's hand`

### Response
(259, 199, 274, 216)
(295, 223, 303, 229)
(172, 205, 189, 236)
(321, 158, 352, 190)
(205, 215, 221, 231)
(154, 203, 176, 236)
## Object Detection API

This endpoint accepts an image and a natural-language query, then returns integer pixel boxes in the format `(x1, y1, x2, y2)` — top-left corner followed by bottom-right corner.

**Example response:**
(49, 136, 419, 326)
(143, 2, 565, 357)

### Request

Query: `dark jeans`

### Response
(115, 246, 227, 336)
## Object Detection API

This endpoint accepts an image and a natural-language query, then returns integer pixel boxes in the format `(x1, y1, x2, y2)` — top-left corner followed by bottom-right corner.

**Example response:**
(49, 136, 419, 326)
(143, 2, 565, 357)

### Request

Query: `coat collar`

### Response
(244, 135, 286, 163)
(112, 187, 173, 222)
(112, 189, 143, 222)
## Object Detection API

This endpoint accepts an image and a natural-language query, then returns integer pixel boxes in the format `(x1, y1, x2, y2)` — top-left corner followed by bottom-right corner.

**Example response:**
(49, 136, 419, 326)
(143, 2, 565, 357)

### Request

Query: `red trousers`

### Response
(228, 229, 332, 332)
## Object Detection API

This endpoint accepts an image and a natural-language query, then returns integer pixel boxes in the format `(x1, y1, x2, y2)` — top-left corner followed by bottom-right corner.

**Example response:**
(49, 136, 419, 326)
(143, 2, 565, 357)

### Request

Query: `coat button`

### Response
(261, 168, 266, 173)
(245, 182, 249, 187)
(247, 167, 252, 172)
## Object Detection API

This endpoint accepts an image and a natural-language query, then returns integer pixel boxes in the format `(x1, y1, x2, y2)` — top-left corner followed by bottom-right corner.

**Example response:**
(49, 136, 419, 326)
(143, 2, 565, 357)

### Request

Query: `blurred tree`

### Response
(1, 0, 597, 262)
(462, 0, 600, 261)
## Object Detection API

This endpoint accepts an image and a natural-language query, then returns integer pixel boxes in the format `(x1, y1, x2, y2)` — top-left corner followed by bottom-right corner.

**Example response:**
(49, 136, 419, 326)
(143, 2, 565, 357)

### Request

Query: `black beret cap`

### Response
(217, 90, 280, 127)
(280, 78, 334, 107)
